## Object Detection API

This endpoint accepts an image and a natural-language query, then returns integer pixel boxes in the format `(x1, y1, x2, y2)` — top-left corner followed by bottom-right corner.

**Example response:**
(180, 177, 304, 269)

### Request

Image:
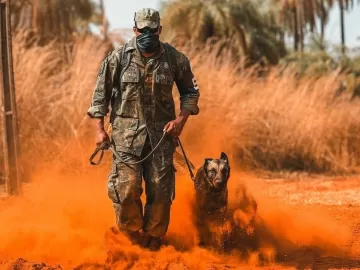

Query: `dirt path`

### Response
(256, 177, 360, 269)
(0, 173, 359, 270)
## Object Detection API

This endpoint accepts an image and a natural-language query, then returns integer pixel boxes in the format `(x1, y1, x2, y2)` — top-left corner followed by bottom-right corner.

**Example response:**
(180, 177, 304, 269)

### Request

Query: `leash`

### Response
(90, 131, 168, 166)
(176, 137, 195, 181)
(90, 131, 195, 181)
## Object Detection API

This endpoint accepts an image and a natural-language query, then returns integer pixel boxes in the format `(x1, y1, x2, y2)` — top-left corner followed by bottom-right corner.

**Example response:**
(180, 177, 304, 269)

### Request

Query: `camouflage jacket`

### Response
(87, 37, 200, 157)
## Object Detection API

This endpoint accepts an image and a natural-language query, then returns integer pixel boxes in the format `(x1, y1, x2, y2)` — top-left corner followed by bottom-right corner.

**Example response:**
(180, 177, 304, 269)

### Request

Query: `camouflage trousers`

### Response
(107, 136, 176, 238)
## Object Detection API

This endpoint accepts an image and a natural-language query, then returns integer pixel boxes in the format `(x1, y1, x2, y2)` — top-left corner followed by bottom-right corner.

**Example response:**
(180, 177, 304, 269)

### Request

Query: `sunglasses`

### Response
(136, 26, 159, 34)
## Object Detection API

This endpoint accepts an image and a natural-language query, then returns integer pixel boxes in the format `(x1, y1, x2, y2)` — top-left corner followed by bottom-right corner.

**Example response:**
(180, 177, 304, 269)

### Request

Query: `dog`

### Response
(192, 152, 231, 250)
(191, 152, 260, 253)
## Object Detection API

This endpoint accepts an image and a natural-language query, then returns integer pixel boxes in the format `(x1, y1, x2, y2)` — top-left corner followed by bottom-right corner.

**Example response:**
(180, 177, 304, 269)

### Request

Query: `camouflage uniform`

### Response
(87, 8, 200, 239)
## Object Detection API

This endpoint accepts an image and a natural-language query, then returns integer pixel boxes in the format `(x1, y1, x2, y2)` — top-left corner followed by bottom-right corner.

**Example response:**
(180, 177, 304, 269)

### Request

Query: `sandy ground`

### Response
(0, 170, 359, 270)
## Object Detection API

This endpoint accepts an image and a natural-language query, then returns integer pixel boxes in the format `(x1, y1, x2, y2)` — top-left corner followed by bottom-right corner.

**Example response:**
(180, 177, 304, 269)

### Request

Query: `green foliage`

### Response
(9, 0, 359, 74)
(159, 0, 360, 73)
(279, 51, 337, 76)
(11, 0, 102, 43)
(160, 0, 286, 66)
(342, 55, 360, 75)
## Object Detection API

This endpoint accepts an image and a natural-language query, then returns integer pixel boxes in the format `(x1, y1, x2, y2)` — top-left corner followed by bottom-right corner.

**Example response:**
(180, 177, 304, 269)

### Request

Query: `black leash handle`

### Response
(89, 141, 110, 165)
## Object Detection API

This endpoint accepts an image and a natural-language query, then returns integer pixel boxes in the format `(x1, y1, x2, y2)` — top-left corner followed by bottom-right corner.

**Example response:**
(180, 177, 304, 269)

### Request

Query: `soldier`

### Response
(87, 8, 200, 251)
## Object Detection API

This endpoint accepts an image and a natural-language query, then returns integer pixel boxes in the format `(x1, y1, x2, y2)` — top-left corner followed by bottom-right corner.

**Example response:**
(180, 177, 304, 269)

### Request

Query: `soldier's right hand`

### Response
(96, 129, 110, 146)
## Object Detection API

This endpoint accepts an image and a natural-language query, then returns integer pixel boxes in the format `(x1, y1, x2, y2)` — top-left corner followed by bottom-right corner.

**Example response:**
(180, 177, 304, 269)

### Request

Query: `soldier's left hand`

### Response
(163, 118, 185, 137)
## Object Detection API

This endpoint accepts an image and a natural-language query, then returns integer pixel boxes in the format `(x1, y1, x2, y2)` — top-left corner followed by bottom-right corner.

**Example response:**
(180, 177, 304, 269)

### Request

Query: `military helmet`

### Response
(134, 8, 160, 29)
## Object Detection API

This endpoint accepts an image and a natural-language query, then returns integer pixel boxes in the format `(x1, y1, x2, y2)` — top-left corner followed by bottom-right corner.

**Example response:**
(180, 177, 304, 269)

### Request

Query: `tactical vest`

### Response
(109, 40, 179, 157)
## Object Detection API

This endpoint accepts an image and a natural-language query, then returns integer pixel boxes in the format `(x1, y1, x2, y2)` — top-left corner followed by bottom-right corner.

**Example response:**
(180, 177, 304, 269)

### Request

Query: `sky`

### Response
(102, 0, 360, 49)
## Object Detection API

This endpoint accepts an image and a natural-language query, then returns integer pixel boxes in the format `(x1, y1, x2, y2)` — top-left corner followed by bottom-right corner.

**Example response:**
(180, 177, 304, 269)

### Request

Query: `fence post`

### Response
(0, 0, 21, 196)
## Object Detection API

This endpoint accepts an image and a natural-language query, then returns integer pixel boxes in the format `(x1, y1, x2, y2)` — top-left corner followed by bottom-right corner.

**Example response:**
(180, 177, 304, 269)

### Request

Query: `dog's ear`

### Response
(220, 152, 229, 164)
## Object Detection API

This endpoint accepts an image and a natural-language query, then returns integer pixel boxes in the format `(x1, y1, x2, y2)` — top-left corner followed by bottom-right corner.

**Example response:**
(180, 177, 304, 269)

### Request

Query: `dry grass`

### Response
(174, 43, 360, 174)
(1, 32, 360, 178)
(3, 32, 113, 176)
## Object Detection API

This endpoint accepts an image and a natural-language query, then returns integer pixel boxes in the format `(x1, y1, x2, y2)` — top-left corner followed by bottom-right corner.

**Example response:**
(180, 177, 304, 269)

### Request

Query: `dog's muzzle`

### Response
(215, 179, 223, 184)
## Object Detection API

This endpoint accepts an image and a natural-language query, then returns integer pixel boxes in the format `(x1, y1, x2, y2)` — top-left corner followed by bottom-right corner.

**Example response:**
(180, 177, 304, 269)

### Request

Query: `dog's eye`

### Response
(208, 169, 216, 176)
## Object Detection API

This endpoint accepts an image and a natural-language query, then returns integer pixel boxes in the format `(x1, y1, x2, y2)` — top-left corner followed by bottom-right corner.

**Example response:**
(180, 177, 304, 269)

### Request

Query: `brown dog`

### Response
(192, 152, 231, 250)
(192, 152, 260, 253)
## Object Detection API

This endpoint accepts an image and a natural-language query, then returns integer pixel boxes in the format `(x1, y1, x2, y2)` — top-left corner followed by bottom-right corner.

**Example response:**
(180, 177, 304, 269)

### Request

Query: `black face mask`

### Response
(136, 28, 160, 53)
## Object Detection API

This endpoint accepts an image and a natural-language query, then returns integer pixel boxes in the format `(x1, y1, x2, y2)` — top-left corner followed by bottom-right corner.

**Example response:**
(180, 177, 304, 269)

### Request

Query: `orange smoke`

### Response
(0, 157, 353, 269)
(236, 176, 353, 257)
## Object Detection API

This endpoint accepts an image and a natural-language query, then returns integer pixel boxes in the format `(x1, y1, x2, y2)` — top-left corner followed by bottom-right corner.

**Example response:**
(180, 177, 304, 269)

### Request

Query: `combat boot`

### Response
(146, 236, 162, 251)
(106, 226, 141, 245)
(124, 230, 141, 246)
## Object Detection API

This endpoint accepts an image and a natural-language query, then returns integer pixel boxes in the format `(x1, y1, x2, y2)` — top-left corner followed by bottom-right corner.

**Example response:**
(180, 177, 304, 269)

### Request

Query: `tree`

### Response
(278, 0, 315, 52)
(338, 0, 357, 56)
(10, 0, 102, 43)
(99, 0, 108, 40)
(160, 0, 286, 66)
(276, 0, 301, 52)
(275, 0, 336, 52)
(316, 0, 334, 50)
